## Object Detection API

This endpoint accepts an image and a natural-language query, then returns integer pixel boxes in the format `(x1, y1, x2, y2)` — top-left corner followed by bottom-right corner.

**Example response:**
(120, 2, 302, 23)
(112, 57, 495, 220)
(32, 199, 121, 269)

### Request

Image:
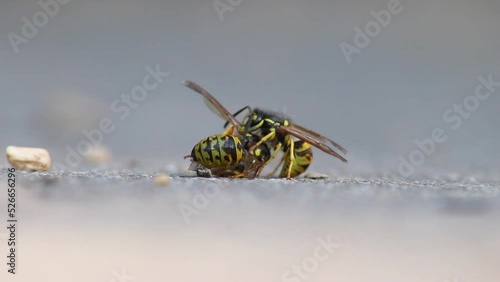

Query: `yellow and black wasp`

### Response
(186, 132, 271, 178)
(183, 80, 271, 179)
(222, 104, 348, 179)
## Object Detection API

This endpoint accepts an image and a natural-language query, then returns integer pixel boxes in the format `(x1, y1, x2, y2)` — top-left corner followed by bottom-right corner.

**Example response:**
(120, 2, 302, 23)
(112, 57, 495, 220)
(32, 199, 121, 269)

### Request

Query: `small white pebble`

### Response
(6, 146, 51, 171)
(154, 173, 170, 186)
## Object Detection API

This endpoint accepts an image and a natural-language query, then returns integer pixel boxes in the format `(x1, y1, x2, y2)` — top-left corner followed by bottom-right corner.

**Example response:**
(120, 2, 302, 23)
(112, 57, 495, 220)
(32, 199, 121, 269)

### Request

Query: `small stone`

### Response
(153, 173, 170, 186)
(303, 172, 330, 179)
(6, 146, 51, 171)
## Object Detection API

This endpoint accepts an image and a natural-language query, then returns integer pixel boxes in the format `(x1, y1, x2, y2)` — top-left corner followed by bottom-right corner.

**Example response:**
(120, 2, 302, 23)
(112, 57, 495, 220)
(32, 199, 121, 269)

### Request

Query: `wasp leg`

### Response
(222, 125, 236, 136)
(213, 168, 245, 178)
(286, 139, 295, 179)
(249, 131, 280, 165)
(252, 165, 264, 179)
(268, 142, 282, 165)
(250, 131, 275, 150)
(267, 153, 286, 177)
(265, 141, 285, 176)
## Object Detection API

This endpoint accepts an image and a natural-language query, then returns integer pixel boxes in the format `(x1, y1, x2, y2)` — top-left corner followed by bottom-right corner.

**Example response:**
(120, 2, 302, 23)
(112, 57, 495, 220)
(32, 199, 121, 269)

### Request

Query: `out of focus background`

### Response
(1, 0, 500, 282)
(1, 0, 499, 175)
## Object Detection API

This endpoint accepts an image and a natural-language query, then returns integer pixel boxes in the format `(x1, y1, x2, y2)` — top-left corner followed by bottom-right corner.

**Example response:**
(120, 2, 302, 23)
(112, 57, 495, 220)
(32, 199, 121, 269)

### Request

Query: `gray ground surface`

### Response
(1, 167, 499, 282)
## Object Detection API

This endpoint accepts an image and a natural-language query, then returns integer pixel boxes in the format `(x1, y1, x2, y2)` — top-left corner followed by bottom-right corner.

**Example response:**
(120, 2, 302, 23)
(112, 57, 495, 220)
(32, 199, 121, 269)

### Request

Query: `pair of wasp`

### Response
(183, 80, 348, 179)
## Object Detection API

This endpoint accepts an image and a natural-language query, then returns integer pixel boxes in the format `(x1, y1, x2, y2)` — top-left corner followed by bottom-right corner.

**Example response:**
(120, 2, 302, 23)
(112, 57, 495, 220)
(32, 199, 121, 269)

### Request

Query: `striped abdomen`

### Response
(191, 134, 243, 169)
(280, 140, 313, 178)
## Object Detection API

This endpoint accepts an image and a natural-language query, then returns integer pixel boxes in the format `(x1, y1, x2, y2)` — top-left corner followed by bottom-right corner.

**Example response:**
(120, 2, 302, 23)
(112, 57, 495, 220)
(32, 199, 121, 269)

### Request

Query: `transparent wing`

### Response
(183, 80, 241, 130)
(278, 125, 348, 163)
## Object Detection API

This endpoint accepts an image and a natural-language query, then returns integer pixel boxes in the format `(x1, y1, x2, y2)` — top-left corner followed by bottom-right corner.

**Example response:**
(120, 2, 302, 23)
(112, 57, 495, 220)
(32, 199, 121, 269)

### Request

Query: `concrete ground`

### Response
(1, 167, 499, 282)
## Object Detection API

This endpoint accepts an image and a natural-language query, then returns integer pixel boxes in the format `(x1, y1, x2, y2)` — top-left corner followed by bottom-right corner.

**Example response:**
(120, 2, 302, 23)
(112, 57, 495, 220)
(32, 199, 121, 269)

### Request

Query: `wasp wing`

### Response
(183, 80, 241, 130)
(278, 125, 348, 163)
(289, 123, 348, 154)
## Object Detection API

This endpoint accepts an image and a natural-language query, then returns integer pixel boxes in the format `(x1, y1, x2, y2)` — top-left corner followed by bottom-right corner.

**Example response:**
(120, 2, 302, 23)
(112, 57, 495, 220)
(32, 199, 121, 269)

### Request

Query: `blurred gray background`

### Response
(1, 0, 499, 175)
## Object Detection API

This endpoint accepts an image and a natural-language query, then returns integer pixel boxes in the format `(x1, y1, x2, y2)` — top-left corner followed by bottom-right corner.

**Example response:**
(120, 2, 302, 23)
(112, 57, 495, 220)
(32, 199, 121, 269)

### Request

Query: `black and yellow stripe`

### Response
(280, 140, 313, 178)
(191, 134, 243, 169)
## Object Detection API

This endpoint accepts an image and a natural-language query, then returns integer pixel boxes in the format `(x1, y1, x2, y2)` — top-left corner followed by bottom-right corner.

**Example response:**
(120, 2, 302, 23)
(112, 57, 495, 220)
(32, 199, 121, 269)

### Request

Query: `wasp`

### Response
(183, 81, 271, 179)
(222, 104, 348, 179)
(186, 133, 271, 178)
